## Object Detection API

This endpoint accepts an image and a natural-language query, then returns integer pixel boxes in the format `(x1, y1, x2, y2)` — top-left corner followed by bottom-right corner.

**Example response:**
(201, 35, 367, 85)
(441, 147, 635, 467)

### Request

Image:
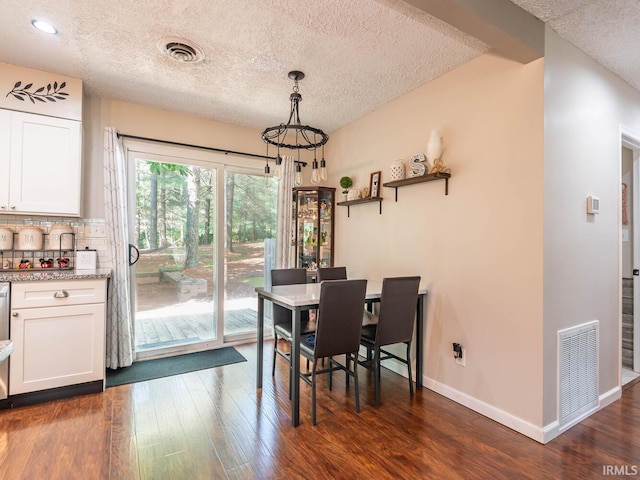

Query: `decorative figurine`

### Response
(57, 257, 70, 268)
(426, 130, 450, 174)
(19, 259, 32, 269)
(39, 258, 53, 268)
(408, 153, 427, 178)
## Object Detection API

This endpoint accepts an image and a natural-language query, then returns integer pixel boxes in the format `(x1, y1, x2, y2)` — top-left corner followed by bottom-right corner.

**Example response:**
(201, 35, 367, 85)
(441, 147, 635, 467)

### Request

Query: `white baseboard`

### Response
(424, 377, 623, 444)
(541, 386, 621, 443)
(424, 377, 546, 442)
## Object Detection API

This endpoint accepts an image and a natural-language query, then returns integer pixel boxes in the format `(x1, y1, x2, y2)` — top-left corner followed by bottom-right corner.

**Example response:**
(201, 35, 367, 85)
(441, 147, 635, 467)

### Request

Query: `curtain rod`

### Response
(116, 132, 307, 167)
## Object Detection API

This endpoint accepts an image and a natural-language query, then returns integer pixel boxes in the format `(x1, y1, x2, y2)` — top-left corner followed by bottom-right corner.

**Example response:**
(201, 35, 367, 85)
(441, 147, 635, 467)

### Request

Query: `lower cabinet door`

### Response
(10, 303, 105, 395)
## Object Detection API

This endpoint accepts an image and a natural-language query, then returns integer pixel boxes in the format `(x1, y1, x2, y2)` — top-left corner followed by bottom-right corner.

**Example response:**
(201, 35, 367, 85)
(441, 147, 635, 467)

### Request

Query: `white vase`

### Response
(389, 159, 406, 181)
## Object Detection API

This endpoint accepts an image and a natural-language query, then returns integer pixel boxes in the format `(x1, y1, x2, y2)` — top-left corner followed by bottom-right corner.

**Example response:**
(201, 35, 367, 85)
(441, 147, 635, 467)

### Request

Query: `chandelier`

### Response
(262, 71, 328, 185)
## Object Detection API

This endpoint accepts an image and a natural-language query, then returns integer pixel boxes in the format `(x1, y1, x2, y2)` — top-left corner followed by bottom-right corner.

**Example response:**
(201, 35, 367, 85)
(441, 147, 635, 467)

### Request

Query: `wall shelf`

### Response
(383, 172, 451, 201)
(337, 196, 383, 217)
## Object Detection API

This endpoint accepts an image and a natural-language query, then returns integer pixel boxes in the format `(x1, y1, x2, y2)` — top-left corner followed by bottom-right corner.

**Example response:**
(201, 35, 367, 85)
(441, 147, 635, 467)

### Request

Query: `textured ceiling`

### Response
(512, 0, 640, 92)
(0, 1, 639, 134)
(0, 0, 487, 133)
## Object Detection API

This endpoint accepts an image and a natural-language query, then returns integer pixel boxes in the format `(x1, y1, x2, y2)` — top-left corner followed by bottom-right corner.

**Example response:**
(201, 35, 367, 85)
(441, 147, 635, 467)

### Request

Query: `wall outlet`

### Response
(456, 347, 466, 367)
(86, 225, 106, 238)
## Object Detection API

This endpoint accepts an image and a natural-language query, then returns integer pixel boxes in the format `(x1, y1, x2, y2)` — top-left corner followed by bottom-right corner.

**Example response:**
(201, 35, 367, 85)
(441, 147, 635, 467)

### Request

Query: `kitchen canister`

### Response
(48, 223, 74, 250)
(0, 226, 14, 250)
(18, 226, 44, 251)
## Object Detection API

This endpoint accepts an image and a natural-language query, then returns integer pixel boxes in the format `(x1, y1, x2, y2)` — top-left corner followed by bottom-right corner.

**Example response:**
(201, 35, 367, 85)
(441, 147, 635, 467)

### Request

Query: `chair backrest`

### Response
(271, 268, 307, 287)
(271, 268, 308, 327)
(314, 279, 367, 359)
(317, 266, 347, 282)
(375, 276, 421, 347)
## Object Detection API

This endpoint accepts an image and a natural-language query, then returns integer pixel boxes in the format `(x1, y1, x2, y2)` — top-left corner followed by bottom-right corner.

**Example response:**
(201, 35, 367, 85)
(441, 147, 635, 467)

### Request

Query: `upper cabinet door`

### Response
(9, 111, 82, 216)
(0, 110, 10, 211)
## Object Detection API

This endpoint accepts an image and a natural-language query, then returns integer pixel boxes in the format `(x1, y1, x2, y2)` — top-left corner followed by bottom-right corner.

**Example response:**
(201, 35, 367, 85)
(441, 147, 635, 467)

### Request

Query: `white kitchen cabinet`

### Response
(9, 279, 106, 395)
(0, 109, 82, 216)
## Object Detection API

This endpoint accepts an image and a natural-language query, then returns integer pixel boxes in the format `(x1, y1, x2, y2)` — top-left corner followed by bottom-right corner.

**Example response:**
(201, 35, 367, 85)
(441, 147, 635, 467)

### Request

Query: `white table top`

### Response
(256, 280, 428, 307)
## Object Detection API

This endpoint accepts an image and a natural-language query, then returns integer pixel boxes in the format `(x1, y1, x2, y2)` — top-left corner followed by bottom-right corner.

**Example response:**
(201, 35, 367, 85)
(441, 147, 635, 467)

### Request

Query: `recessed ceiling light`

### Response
(31, 19, 58, 35)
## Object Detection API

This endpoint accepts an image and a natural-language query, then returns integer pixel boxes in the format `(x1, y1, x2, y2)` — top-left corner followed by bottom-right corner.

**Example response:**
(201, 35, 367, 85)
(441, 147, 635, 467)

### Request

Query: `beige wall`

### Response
(326, 53, 545, 427)
(543, 27, 640, 426)
(81, 97, 278, 218)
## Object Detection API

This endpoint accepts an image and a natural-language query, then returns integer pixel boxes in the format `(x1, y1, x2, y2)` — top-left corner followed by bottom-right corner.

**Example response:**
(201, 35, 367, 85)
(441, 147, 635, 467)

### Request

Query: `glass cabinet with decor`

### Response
(293, 186, 335, 271)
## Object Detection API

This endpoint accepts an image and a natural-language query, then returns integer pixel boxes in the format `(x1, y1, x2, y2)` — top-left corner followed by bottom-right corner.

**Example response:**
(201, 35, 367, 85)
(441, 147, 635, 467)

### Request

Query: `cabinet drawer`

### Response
(11, 279, 106, 308)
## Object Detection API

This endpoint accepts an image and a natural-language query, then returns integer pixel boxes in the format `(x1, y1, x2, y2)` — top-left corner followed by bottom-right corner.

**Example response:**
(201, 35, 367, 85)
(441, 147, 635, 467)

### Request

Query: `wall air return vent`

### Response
(157, 37, 204, 63)
(558, 320, 599, 430)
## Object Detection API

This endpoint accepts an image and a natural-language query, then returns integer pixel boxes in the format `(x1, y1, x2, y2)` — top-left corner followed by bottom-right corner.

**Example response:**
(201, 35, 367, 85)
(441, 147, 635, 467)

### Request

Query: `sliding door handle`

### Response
(129, 244, 140, 266)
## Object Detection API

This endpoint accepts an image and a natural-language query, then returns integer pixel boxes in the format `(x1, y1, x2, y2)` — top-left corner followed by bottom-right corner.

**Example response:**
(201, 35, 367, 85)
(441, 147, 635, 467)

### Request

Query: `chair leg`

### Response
(272, 333, 278, 376)
(353, 353, 360, 414)
(328, 356, 333, 391)
(407, 342, 414, 396)
(311, 364, 317, 426)
(374, 347, 381, 407)
(346, 354, 350, 386)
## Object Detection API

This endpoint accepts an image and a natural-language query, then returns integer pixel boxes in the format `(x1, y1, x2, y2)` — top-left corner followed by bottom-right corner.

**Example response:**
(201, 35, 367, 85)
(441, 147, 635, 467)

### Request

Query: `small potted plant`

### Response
(339, 176, 353, 200)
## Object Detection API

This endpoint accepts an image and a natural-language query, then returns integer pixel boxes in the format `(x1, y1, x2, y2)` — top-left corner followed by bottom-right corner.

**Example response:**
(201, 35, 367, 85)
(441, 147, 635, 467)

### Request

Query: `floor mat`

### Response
(106, 347, 246, 387)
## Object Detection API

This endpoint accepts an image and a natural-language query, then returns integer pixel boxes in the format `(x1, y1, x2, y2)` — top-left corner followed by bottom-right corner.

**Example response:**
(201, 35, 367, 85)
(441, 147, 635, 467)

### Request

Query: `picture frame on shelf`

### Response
(369, 171, 381, 198)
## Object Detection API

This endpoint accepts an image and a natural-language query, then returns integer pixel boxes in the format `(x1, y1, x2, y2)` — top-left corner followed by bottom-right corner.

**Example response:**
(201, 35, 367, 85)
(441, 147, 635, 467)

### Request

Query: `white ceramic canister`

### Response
(0, 226, 14, 250)
(48, 224, 74, 250)
(18, 226, 44, 251)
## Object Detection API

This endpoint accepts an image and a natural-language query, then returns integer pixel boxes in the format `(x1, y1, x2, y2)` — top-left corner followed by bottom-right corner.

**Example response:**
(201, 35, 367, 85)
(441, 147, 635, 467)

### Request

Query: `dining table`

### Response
(255, 279, 428, 427)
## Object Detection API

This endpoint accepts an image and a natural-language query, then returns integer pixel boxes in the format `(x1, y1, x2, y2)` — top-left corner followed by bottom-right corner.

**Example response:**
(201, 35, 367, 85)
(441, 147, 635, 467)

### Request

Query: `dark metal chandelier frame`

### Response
(261, 71, 329, 151)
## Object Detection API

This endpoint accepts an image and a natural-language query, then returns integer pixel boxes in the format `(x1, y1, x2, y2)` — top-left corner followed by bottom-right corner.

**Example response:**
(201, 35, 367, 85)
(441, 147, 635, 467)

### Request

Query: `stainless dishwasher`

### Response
(0, 282, 9, 401)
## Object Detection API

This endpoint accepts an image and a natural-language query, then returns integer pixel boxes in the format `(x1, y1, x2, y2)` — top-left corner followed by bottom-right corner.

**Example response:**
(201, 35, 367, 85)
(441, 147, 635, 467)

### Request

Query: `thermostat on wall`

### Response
(587, 195, 600, 214)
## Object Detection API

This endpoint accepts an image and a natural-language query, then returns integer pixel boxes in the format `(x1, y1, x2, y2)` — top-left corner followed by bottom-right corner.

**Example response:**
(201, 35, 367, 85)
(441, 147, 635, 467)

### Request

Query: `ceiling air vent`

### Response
(157, 37, 204, 63)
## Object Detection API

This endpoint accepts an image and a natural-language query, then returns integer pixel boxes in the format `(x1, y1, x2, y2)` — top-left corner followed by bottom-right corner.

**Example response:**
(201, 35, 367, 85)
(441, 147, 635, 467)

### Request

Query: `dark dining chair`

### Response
(358, 276, 421, 406)
(271, 268, 313, 378)
(299, 279, 367, 425)
(317, 266, 347, 282)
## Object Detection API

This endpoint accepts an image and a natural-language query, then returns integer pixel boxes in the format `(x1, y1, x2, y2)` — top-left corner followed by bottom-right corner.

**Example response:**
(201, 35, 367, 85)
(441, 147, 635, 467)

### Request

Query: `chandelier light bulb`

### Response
(295, 164, 303, 186)
(311, 159, 320, 184)
(274, 155, 282, 180)
(264, 163, 271, 186)
(319, 158, 327, 181)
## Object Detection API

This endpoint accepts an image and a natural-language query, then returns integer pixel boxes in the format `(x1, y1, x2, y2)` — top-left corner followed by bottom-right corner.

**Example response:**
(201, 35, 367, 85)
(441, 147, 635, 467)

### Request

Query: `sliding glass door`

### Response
(223, 169, 277, 338)
(130, 153, 219, 355)
(125, 141, 277, 359)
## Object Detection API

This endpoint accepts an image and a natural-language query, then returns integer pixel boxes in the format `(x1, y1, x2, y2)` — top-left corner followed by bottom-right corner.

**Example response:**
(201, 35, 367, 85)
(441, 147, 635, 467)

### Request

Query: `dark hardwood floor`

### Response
(0, 342, 638, 479)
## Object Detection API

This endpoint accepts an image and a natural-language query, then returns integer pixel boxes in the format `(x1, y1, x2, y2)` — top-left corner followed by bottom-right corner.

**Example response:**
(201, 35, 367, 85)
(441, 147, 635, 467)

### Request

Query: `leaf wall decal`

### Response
(5, 79, 70, 105)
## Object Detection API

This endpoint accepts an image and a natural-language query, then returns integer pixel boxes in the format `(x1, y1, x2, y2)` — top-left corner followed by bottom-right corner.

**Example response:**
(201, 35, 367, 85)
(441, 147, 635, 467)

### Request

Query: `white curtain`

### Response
(104, 127, 135, 369)
(276, 155, 296, 268)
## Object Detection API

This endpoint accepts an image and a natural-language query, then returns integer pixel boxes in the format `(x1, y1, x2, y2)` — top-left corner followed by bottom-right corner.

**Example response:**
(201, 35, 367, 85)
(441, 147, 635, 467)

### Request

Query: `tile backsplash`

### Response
(0, 216, 112, 270)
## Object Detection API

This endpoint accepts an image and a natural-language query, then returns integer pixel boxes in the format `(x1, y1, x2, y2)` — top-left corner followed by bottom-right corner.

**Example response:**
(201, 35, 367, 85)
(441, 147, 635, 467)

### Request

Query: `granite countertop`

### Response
(0, 340, 13, 363)
(0, 269, 111, 282)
